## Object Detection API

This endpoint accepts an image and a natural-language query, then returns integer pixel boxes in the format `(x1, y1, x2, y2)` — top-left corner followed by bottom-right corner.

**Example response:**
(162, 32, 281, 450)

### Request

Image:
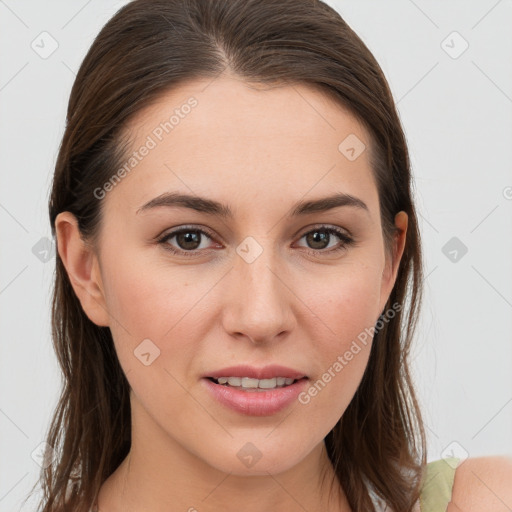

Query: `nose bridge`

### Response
(224, 234, 293, 342)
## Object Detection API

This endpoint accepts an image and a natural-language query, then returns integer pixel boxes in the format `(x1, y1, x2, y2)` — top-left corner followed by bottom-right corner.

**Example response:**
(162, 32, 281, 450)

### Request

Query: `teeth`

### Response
(215, 376, 296, 389)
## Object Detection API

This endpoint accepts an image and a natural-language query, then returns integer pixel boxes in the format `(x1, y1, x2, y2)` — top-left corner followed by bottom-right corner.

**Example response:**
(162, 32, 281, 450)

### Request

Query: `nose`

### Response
(221, 242, 296, 345)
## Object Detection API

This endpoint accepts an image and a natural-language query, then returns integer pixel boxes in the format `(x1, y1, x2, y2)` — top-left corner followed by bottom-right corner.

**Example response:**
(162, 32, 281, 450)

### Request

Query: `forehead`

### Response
(104, 76, 378, 220)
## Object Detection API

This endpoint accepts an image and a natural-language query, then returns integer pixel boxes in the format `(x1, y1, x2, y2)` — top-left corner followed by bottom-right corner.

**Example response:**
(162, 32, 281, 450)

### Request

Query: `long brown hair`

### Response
(27, 0, 427, 510)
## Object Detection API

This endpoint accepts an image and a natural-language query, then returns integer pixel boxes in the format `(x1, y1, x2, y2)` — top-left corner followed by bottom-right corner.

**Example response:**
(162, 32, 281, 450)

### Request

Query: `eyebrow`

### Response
(136, 191, 369, 217)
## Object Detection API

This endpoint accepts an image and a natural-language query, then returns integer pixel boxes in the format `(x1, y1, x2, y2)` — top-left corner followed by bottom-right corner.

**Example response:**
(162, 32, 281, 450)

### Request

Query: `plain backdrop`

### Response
(1, 0, 511, 510)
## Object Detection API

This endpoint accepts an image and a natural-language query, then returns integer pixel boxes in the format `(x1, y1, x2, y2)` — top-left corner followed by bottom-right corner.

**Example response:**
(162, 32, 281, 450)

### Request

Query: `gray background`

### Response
(1, 0, 511, 510)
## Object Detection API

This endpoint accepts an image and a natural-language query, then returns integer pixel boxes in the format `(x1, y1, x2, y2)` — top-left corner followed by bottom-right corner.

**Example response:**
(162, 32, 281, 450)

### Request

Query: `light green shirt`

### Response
(419, 457, 460, 512)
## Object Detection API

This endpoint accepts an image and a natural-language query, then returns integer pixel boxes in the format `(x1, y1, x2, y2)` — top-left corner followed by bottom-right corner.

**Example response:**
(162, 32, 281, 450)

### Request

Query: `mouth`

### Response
(202, 375, 310, 416)
(206, 376, 307, 392)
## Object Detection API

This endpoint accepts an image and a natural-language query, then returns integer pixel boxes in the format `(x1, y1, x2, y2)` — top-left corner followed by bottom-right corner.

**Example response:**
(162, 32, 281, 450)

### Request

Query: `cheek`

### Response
(101, 243, 204, 332)
(99, 255, 203, 422)
(307, 261, 383, 343)
(297, 265, 382, 425)
(98, 246, 207, 375)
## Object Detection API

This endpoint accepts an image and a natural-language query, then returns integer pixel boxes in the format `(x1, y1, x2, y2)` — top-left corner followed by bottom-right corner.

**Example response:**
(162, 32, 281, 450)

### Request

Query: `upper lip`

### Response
(204, 365, 307, 381)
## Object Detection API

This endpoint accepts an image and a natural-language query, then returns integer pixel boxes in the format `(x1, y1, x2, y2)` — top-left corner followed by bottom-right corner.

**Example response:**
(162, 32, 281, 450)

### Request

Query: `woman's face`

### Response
(58, 76, 406, 477)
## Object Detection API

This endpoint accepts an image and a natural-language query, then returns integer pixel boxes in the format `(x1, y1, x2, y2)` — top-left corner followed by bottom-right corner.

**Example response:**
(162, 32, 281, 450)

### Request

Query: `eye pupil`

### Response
(307, 230, 329, 249)
(177, 231, 201, 250)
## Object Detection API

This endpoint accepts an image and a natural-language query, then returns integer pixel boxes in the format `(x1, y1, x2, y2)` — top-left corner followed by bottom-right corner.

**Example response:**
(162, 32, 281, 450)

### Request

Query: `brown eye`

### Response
(305, 229, 331, 249)
(174, 230, 203, 250)
(296, 226, 354, 255)
(158, 226, 218, 257)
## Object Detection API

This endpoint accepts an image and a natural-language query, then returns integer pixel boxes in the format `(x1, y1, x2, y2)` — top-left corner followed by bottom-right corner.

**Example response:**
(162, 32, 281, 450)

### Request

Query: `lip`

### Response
(201, 376, 309, 416)
(204, 364, 307, 380)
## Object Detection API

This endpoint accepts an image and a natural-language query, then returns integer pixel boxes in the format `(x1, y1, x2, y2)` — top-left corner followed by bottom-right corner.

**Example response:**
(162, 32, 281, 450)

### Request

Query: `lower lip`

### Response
(201, 377, 309, 416)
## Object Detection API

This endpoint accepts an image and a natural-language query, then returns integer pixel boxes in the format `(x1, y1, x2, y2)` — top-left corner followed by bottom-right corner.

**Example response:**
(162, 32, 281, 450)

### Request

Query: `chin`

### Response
(200, 436, 314, 477)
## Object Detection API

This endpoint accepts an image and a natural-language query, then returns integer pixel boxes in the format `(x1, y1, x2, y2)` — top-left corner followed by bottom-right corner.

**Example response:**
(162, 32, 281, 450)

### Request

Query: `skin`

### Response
(56, 75, 409, 512)
(448, 456, 512, 511)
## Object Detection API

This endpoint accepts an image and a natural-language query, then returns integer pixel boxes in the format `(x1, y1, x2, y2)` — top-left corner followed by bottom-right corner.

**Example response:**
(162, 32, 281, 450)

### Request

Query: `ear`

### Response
(54, 212, 110, 327)
(379, 211, 408, 314)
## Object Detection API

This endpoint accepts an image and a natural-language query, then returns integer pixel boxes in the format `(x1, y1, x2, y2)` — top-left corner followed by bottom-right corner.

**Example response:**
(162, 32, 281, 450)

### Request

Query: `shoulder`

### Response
(448, 455, 512, 512)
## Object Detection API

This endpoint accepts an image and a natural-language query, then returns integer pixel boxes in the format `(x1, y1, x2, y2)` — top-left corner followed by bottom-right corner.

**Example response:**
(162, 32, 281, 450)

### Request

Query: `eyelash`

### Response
(156, 224, 355, 258)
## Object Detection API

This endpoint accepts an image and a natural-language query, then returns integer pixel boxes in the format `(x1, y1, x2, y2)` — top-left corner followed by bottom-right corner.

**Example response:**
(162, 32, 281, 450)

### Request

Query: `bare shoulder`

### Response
(448, 455, 512, 512)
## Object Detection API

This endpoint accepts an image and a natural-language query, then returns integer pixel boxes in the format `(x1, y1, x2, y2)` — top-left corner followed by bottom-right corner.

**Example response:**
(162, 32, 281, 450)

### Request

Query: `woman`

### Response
(27, 0, 512, 510)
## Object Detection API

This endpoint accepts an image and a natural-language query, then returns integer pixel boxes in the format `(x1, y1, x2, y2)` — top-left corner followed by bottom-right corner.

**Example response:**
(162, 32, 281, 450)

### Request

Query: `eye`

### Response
(157, 225, 218, 257)
(295, 225, 355, 255)
(156, 224, 355, 258)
